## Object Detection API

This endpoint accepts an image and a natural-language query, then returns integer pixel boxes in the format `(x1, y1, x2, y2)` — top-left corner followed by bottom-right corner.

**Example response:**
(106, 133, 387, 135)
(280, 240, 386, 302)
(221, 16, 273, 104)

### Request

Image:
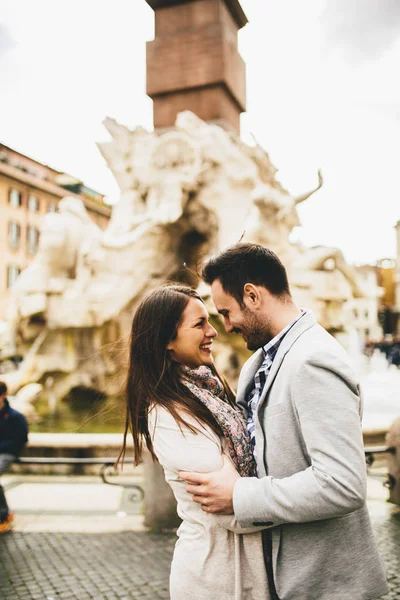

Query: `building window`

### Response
(8, 222, 21, 250)
(9, 188, 22, 208)
(7, 265, 21, 289)
(353, 308, 358, 319)
(47, 201, 57, 212)
(28, 194, 40, 212)
(27, 226, 39, 255)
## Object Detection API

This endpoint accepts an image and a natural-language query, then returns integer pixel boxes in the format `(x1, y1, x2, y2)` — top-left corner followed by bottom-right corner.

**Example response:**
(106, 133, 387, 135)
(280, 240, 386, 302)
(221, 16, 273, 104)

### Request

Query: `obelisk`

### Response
(145, 0, 248, 133)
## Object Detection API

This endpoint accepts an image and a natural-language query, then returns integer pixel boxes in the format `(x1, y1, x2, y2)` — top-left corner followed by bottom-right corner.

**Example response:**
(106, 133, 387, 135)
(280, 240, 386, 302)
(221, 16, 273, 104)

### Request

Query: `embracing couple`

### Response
(120, 243, 388, 600)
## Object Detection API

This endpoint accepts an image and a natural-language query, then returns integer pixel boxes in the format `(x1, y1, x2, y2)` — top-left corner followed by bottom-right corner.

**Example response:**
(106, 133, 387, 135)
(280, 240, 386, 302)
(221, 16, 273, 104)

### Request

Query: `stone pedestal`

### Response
(143, 452, 181, 530)
(145, 0, 247, 132)
(387, 416, 400, 505)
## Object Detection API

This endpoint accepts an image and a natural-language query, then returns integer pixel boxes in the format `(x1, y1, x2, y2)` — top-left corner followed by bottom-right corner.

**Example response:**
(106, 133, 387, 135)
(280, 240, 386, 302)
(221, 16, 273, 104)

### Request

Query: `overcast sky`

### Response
(0, 0, 399, 265)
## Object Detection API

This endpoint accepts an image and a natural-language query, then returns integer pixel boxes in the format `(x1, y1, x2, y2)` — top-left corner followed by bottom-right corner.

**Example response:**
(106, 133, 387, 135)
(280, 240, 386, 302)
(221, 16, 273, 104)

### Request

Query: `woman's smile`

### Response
(200, 342, 213, 355)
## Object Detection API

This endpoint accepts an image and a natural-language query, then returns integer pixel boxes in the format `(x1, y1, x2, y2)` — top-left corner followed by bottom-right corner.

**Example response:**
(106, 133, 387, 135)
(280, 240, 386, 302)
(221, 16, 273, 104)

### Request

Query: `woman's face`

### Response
(167, 298, 217, 368)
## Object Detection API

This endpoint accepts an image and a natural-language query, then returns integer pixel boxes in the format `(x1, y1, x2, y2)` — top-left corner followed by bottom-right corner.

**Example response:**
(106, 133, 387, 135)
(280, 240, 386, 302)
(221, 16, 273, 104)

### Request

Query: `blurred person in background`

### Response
(0, 380, 28, 533)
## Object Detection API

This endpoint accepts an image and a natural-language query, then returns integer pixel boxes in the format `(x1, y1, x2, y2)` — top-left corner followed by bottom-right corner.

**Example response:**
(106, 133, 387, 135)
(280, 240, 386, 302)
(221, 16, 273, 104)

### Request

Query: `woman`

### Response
(119, 284, 269, 600)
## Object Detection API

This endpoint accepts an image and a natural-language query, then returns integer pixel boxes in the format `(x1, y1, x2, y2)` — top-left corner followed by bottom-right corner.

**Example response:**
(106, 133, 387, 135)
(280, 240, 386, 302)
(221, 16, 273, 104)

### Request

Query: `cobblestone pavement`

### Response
(1, 510, 399, 600)
(0, 531, 176, 600)
(375, 510, 400, 600)
(1, 469, 400, 600)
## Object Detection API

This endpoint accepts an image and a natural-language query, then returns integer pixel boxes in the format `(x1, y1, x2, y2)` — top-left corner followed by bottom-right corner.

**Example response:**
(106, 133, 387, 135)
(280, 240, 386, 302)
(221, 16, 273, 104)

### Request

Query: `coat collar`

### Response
(237, 311, 317, 409)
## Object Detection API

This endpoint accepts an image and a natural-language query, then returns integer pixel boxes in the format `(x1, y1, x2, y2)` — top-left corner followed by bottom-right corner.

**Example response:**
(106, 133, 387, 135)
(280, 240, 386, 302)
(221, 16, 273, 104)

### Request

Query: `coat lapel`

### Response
(236, 348, 264, 410)
(256, 311, 317, 413)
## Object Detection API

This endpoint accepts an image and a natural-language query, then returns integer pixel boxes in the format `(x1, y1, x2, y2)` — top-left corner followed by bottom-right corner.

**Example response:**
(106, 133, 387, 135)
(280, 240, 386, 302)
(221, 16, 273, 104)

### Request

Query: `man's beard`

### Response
(235, 307, 272, 350)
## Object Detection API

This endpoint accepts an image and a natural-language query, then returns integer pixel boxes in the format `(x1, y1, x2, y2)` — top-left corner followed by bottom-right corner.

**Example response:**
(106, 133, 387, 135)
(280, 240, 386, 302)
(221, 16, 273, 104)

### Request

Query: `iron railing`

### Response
(15, 445, 397, 497)
(15, 456, 144, 501)
(363, 445, 396, 491)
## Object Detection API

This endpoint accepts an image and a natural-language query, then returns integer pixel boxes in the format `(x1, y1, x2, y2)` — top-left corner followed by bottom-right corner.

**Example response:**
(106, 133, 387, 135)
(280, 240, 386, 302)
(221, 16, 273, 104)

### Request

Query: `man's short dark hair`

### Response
(202, 243, 291, 306)
(0, 381, 8, 396)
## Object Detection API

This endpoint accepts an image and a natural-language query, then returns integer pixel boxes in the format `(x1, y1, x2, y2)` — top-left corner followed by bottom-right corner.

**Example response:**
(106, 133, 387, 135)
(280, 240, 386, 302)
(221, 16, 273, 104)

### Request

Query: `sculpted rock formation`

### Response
(245, 169, 323, 260)
(4, 112, 365, 397)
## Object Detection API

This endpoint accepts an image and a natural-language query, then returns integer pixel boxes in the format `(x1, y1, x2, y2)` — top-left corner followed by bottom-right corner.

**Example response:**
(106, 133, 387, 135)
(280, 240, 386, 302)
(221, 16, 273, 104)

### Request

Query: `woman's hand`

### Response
(179, 454, 240, 514)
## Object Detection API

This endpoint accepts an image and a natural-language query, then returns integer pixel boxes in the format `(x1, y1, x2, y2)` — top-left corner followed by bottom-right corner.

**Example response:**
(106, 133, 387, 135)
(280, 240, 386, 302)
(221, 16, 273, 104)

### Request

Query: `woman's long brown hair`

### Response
(117, 284, 235, 467)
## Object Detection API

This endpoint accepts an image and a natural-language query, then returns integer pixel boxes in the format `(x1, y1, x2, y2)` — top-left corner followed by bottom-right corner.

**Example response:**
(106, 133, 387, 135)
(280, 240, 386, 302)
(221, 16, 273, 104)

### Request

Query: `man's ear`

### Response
(243, 283, 262, 308)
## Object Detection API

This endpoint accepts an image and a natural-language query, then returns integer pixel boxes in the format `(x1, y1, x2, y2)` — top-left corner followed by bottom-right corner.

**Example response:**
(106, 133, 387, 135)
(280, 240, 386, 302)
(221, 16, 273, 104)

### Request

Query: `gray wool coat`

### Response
(233, 311, 388, 600)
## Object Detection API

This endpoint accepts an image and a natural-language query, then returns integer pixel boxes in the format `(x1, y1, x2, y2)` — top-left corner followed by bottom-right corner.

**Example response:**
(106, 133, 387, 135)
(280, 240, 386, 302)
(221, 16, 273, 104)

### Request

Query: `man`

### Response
(180, 243, 388, 600)
(0, 381, 28, 533)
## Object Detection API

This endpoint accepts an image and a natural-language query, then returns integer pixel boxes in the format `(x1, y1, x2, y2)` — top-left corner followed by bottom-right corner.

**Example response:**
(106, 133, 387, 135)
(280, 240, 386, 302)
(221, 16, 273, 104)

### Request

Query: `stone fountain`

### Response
(3, 111, 364, 403)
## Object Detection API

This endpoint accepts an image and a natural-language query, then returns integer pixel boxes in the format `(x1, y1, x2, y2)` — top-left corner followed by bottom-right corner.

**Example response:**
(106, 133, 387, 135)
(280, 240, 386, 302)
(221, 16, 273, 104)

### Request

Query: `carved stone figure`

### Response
(9, 197, 103, 324)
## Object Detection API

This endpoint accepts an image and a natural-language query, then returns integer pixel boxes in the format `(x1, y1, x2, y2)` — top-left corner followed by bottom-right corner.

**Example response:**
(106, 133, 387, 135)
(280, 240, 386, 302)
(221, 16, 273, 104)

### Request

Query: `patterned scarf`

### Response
(179, 366, 257, 477)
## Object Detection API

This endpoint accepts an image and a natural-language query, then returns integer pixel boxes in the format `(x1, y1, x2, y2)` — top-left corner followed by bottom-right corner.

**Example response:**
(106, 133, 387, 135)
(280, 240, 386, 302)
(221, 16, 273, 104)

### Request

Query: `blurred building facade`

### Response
(348, 265, 383, 342)
(0, 143, 111, 319)
(395, 221, 400, 335)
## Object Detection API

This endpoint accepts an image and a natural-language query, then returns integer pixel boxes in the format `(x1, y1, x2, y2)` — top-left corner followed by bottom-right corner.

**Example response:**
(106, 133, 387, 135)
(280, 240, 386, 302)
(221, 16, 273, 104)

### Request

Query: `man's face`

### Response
(210, 279, 272, 350)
